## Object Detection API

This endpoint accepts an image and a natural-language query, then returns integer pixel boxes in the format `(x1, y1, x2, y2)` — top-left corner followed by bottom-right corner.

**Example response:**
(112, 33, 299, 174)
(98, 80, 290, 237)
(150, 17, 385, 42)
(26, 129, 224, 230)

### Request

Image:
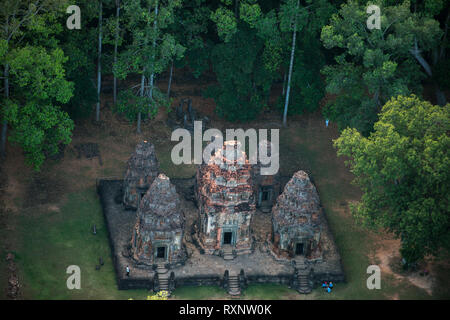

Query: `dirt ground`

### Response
(373, 239, 435, 296)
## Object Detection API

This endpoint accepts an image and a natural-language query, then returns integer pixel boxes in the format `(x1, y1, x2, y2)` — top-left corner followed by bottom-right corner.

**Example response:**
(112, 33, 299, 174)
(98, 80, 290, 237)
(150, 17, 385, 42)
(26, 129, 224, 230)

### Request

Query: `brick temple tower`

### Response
(131, 173, 187, 267)
(271, 171, 323, 261)
(195, 140, 255, 257)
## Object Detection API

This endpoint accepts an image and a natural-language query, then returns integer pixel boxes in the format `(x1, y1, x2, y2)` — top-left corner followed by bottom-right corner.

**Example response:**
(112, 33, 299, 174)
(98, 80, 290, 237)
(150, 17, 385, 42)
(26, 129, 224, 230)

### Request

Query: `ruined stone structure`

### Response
(167, 98, 210, 133)
(271, 171, 323, 261)
(196, 141, 255, 256)
(99, 142, 344, 295)
(123, 141, 159, 210)
(251, 140, 281, 213)
(130, 173, 187, 267)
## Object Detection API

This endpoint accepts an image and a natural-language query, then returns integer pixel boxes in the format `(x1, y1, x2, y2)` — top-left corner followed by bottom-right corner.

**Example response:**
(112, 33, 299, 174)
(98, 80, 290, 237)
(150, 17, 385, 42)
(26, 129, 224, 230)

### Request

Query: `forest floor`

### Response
(0, 68, 449, 300)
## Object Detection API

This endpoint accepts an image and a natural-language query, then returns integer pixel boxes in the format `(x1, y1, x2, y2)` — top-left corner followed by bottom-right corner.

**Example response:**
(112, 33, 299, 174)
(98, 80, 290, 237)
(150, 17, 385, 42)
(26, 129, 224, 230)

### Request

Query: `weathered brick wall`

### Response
(123, 141, 159, 210)
(271, 171, 323, 260)
(131, 174, 187, 266)
(196, 141, 255, 255)
(99, 179, 345, 293)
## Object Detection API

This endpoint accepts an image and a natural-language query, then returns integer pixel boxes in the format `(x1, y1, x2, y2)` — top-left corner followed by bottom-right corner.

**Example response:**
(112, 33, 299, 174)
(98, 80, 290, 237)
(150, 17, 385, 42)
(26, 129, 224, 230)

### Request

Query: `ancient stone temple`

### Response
(123, 141, 159, 210)
(271, 171, 323, 260)
(130, 173, 187, 267)
(251, 140, 281, 213)
(196, 140, 255, 257)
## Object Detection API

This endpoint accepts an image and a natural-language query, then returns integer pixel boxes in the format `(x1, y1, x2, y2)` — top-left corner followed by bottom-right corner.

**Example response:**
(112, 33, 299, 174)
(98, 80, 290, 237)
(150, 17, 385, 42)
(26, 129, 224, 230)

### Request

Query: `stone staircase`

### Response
(156, 262, 170, 293)
(294, 257, 312, 294)
(222, 245, 235, 260)
(228, 273, 241, 296)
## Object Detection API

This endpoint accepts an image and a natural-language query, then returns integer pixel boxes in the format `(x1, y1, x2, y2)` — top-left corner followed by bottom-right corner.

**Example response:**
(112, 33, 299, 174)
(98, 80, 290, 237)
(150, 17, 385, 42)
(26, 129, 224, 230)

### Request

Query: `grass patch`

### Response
(0, 248, 7, 299)
(15, 187, 149, 300)
(171, 286, 225, 300)
(242, 284, 300, 300)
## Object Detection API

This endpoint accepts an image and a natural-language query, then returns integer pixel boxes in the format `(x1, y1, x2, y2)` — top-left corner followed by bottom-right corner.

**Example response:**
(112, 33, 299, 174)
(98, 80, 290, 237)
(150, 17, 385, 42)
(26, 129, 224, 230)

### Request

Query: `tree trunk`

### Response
(148, 0, 158, 119)
(1, 119, 6, 159)
(113, 0, 120, 106)
(96, 1, 103, 121)
(435, 86, 447, 106)
(138, 74, 145, 134)
(410, 44, 447, 106)
(148, 73, 155, 111)
(137, 112, 141, 134)
(435, 12, 449, 106)
(374, 89, 381, 112)
(167, 60, 173, 98)
(1, 64, 9, 158)
(282, 0, 299, 127)
(282, 71, 287, 96)
(410, 48, 432, 77)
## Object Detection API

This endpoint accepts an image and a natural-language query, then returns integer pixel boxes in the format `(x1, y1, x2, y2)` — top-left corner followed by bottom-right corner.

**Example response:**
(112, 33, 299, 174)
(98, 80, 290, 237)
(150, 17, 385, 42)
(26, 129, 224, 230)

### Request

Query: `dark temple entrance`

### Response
(295, 243, 304, 255)
(258, 186, 274, 213)
(156, 246, 166, 259)
(223, 232, 233, 245)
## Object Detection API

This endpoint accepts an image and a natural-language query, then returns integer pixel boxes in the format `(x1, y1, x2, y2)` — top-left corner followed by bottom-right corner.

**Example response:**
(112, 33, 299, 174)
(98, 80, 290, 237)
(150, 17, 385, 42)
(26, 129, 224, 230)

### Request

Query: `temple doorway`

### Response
(156, 246, 166, 259)
(223, 232, 233, 245)
(258, 186, 273, 206)
(295, 243, 304, 255)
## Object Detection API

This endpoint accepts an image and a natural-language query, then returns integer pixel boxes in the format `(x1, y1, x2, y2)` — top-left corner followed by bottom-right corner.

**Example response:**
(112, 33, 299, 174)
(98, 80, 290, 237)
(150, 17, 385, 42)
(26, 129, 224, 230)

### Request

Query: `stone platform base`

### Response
(97, 179, 345, 292)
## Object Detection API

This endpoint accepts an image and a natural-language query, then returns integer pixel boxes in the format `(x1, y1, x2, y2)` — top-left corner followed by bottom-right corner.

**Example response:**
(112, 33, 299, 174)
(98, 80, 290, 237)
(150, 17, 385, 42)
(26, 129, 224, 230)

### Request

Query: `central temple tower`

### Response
(195, 141, 255, 256)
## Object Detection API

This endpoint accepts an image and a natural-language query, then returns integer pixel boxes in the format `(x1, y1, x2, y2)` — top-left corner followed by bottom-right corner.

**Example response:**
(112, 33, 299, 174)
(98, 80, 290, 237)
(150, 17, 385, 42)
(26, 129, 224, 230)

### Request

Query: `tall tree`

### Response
(278, 0, 336, 118)
(60, 0, 98, 119)
(114, 0, 185, 133)
(207, 0, 333, 123)
(335, 95, 449, 263)
(103, 0, 124, 107)
(0, 0, 63, 158)
(96, 0, 103, 122)
(1, 46, 9, 159)
(321, 0, 446, 135)
(2, 44, 74, 170)
(114, 0, 121, 106)
(207, 0, 281, 121)
(170, 0, 212, 83)
(0, 0, 74, 169)
(402, 0, 449, 106)
(282, 0, 299, 127)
